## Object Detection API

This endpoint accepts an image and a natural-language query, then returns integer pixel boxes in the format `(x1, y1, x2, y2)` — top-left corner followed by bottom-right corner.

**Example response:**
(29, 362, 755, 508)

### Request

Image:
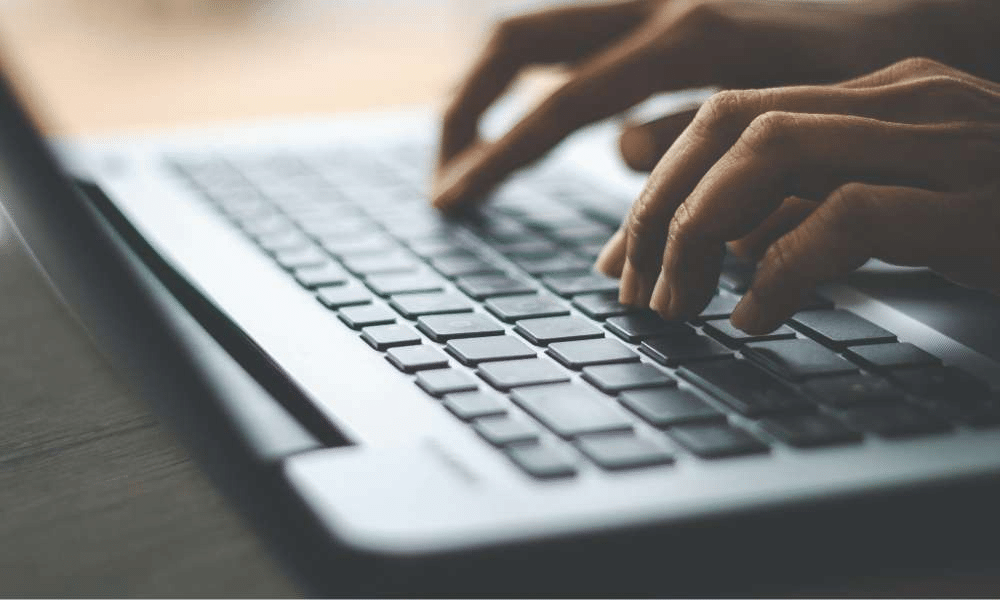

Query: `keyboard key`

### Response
(512, 383, 633, 437)
(337, 304, 396, 329)
(442, 391, 507, 420)
(456, 274, 535, 299)
(415, 369, 479, 397)
(572, 292, 635, 320)
(758, 414, 863, 448)
(321, 235, 397, 258)
(385, 345, 450, 373)
(542, 273, 619, 297)
(360, 323, 422, 351)
(405, 237, 471, 258)
(582, 363, 676, 394)
(512, 252, 592, 276)
(790, 309, 896, 347)
(342, 252, 419, 276)
(504, 443, 576, 479)
(255, 228, 308, 252)
(474, 416, 539, 446)
(745, 338, 859, 381)
(273, 245, 329, 269)
(515, 315, 604, 346)
(639, 330, 733, 366)
(547, 339, 639, 369)
(836, 403, 950, 438)
(669, 423, 768, 458)
(366, 271, 444, 297)
(718, 260, 755, 293)
(293, 263, 350, 288)
(605, 313, 692, 343)
(389, 292, 474, 319)
(679, 360, 812, 416)
(620, 388, 725, 426)
(315, 284, 371, 309)
(702, 319, 797, 346)
(446, 336, 536, 365)
(804, 374, 905, 408)
(478, 358, 570, 390)
(430, 255, 502, 278)
(417, 313, 504, 342)
(493, 239, 558, 256)
(576, 433, 673, 470)
(847, 343, 941, 371)
(892, 367, 993, 422)
(693, 294, 741, 321)
(484, 295, 569, 322)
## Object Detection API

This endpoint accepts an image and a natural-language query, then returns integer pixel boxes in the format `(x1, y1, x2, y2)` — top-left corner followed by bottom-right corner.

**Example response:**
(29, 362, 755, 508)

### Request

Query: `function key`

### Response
(605, 313, 692, 343)
(515, 315, 604, 346)
(484, 295, 569, 323)
(582, 363, 676, 394)
(679, 360, 812, 416)
(639, 330, 733, 366)
(745, 338, 858, 381)
(572, 292, 636, 320)
(669, 423, 768, 458)
(758, 414, 863, 448)
(478, 358, 570, 390)
(385, 345, 450, 373)
(620, 388, 726, 427)
(790, 309, 896, 348)
(702, 319, 797, 347)
(576, 433, 673, 471)
(504, 443, 577, 479)
(547, 338, 639, 369)
(846, 343, 941, 371)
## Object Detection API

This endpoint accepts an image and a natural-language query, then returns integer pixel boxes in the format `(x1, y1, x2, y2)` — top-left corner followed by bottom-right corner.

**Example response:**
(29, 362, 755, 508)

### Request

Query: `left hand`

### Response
(594, 57, 1000, 333)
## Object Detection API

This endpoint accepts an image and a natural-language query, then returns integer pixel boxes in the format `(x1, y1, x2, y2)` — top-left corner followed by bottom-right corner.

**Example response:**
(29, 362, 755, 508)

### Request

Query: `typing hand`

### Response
(595, 58, 1000, 333)
(432, 0, 991, 210)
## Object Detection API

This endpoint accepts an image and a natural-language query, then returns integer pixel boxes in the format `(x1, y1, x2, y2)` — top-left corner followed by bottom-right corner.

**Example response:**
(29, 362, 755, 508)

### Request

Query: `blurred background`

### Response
(0, 0, 560, 134)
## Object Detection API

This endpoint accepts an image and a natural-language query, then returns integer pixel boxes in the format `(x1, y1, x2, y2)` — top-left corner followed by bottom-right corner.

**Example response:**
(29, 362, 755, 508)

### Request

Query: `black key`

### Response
(504, 443, 577, 479)
(360, 323, 422, 351)
(512, 383, 633, 437)
(693, 294, 741, 321)
(430, 255, 503, 278)
(758, 414, 863, 448)
(456, 274, 535, 299)
(669, 423, 768, 458)
(746, 338, 859, 381)
(415, 369, 479, 397)
(620, 388, 725, 426)
(484, 295, 569, 322)
(512, 252, 592, 276)
(836, 403, 950, 438)
(337, 304, 396, 329)
(702, 319, 797, 346)
(543, 273, 619, 297)
(790, 309, 896, 347)
(515, 315, 604, 346)
(892, 367, 993, 422)
(582, 363, 675, 394)
(273, 245, 329, 269)
(576, 433, 673, 471)
(342, 252, 419, 276)
(385, 345, 450, 373)
(315, 284, 371, 309)
(639, 330, 733, 366)
(474, 416, 539, 446)
(442, 391, 507, 420)
(293, 263, 350, 288)
(478, 358, 570, 390)
(389, 292, 474, 319)
(718, 258, 755, 293)
(547, 339, 639, 369)
(804, 374, 905, 408)
(679, 360, 812, 416)
(446, 336, 536, 365)
(572, 292, 635, 320)
(417, 313, 504, 342)
(847, 343, 941, 371)
(366, 271, 444, 297)
(605, 313, 692, 343)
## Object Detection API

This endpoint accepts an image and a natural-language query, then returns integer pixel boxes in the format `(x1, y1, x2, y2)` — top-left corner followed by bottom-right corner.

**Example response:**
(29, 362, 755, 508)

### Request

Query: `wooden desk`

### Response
(0, 1, 997, 596)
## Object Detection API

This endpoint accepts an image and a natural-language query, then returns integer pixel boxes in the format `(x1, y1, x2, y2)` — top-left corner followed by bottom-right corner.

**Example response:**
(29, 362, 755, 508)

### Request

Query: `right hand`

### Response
(432, 0, 995, 209)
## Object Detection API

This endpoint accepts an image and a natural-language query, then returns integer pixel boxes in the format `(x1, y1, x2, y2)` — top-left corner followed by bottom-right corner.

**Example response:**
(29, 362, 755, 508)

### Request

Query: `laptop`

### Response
(2, 54, 1000, 596)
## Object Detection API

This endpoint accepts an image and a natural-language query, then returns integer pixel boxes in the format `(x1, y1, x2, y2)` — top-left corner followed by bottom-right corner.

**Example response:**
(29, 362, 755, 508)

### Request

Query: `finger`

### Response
(620, 78, 1000, 310)
(731, 183, 984, 333)
(439, 0, 651, 164)
(595, 227, 628, 277)
(619, 108, 699, 171)
(838, 57, 1000, 93)
(653, 114, 1000, 319)
(727, 196, 817, 261)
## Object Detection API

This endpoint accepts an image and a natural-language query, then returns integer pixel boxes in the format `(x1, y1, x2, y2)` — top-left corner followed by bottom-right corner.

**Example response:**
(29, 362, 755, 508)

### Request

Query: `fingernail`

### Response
(731, 292, 765, 334)
(619, 261, 639, 305)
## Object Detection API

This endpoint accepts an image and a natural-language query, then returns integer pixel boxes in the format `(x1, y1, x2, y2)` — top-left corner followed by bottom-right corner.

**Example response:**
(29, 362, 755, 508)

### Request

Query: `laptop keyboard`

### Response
(169, 145, 1000, 480)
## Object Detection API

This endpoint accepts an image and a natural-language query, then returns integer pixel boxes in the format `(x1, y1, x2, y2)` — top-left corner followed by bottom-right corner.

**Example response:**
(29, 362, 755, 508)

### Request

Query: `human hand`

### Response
(433, 0, 998, 209)
(594, 57, 1000, 334)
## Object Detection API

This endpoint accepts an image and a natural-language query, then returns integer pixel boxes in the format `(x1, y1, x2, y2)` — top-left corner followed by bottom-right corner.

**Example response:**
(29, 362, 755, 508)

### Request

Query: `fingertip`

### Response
(619, 125, 657, 172)
(594, 229, 627, 277)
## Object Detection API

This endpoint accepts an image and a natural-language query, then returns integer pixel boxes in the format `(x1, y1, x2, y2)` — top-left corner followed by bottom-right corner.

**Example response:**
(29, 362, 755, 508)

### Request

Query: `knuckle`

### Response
(825, 183, 873, 234)
(740, 110, 800, 152)
(894, 56, 948, 77)
(692, 89, 760, 138)
(761, 237, 798, 284)
(666, 201, 699, 247)
(675, 0, 732, 33)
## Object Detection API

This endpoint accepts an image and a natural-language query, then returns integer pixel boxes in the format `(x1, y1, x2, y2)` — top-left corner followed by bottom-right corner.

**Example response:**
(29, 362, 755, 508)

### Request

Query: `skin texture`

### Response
(434, 0, 1000, 333)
